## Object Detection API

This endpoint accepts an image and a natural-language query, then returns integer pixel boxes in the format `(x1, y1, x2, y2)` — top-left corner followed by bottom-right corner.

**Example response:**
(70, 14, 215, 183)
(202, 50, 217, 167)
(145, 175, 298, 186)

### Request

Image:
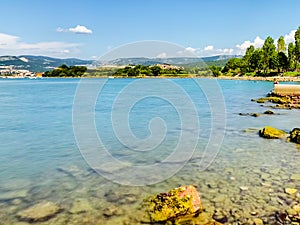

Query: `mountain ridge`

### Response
(0, 55, 241, 72)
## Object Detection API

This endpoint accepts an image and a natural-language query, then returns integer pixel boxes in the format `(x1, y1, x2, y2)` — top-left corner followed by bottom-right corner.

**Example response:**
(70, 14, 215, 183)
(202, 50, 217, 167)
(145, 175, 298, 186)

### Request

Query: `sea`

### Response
(0, 78, 299, 224)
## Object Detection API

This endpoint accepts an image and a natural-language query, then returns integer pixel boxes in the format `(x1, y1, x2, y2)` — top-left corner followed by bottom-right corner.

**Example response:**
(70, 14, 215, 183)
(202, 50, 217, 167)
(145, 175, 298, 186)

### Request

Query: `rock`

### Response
(144, 185, 202, 222)
(253, 218, 264, 225)
(103, 205, 123, 217)
(57, 165, 86, 178)
(104, 190, 137, 205)
(291, 174, 300, 181)
(264, 110, 274, 114)
(0, 189, 28, 201)
(289, 128, 300, 144)
(285, 188, 297, 195)
(238, 113, 260, 117)
(212, 210, 228, 223)
(259, 126, 287, 139)
(293, 204, 300, 212)
(69, 198, 93, 214)
(17, 201, 62, 222)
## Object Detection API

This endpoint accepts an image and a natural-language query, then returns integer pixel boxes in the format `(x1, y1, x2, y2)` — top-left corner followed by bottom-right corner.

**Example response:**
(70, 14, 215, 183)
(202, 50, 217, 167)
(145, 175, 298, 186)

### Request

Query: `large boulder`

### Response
(289, 128, 300, 144)
(259, 126, 287, 139)
(17, 201, 62, 222)
(145, 185, 202, 223)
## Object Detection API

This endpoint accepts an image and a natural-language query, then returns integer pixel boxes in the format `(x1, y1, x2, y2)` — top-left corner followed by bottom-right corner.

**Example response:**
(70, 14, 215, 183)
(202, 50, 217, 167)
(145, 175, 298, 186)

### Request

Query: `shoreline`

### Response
(217, 75, 300, 82)
(1, 75, 300, 82)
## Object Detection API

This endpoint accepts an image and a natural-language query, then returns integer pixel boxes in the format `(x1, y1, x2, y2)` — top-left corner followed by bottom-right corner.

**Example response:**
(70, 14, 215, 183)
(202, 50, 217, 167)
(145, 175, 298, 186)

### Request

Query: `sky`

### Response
(1, 0, 300, 60)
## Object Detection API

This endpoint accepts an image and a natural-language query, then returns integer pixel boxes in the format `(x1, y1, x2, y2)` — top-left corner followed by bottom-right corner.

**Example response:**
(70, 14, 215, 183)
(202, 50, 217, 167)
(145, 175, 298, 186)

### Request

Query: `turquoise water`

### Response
(0, 78, 300, 224)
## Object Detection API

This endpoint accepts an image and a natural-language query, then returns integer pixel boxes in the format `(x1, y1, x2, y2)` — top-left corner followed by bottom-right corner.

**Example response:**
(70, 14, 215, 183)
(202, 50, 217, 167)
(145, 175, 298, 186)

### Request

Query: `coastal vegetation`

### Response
(43, 64, 87, 77)
(221, 26, 300, 77)
(112, 64, 183, 77)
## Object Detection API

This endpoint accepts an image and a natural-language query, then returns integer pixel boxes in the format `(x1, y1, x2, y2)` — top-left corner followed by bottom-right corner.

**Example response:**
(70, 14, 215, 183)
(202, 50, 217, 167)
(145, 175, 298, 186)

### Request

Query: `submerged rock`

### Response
(264, 110, 275, 114)
(17, 201, 62, 222)
(239, 113, 260, 117)
(103, 205, 123, 217)
(289, 128, 300, 144)
(259, 126, 287, 139)
(144, 185, 202, 223)
(69, 198, 93, 214)
(291, 174, 300, 181)
(0, 189, 28, 201)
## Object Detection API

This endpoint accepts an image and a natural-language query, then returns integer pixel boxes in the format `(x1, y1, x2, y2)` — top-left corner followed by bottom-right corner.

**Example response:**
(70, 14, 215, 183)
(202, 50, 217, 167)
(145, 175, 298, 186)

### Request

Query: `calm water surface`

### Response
(0, 78, 299, 224)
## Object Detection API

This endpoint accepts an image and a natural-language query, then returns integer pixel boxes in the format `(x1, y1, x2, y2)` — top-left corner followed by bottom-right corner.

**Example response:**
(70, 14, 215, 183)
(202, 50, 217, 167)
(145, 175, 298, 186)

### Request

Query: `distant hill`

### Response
(0, 55, 94, 72)
(100, 55, 241, 66)
(0, 54, 241, 72)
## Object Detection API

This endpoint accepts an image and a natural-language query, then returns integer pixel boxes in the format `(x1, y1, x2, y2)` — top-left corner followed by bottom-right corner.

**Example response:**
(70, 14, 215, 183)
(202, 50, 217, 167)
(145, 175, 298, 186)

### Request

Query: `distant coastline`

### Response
(1, 74, 300, 82)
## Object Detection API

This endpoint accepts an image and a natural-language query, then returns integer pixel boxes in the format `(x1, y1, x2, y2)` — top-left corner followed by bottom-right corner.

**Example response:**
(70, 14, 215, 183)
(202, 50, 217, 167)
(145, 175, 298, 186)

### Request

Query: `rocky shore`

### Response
(218, 75, 300, 82)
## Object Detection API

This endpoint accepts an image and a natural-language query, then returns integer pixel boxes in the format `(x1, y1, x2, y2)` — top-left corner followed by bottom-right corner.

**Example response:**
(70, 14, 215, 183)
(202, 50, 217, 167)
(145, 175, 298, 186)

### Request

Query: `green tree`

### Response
(278, 52, 289, 72)
(262, 36, 277, 74)
(209, 66, 222, 77)
(288, 42, 296, 71)
(277, 36, 286, 53)
(243, 45, 255, 72)
(223, 58, 243, 71)
(151, 66, 162, 76)
(250, 49, 263, 72)
(294, 26, 300, 70)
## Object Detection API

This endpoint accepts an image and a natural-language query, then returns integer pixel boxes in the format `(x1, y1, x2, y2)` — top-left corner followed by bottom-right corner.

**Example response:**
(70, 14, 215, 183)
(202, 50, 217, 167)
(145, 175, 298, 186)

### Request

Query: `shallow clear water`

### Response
(0, 78, 299, 224)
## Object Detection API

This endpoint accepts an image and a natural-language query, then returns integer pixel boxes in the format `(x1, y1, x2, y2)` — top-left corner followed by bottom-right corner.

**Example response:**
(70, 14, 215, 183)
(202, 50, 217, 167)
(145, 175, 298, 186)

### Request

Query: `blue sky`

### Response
(1, 0, 300, 59)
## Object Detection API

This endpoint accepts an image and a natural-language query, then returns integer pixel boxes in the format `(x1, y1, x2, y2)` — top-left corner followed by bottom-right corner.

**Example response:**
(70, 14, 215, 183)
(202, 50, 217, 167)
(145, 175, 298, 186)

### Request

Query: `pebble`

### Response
(240, 186, 249, 191)
(253, 218, 264, 225)
(212, 210, 228, 223)
(293, 204, 300, 212)
(285, 188, 298, 195)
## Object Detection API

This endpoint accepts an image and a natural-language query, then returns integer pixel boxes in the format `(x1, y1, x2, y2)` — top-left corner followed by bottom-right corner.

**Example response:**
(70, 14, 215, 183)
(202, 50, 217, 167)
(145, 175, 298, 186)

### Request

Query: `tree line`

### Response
(43, 64, 87, 77)
(113, 65, 183, 77)
(222, 26, 300, 76)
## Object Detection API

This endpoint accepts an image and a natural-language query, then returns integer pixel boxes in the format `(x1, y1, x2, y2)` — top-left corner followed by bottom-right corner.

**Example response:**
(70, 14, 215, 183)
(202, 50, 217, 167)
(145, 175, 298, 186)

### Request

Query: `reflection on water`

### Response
(0, 78, 299, 224)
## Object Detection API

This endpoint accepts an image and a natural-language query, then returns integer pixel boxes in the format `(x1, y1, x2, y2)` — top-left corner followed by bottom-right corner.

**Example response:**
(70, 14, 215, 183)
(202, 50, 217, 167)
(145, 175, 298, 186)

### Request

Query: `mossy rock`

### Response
(259, 126, 287, 139)
(144, 185, 203, 223)
(255, 97, 291, 105)
(289, 128, 300, 144)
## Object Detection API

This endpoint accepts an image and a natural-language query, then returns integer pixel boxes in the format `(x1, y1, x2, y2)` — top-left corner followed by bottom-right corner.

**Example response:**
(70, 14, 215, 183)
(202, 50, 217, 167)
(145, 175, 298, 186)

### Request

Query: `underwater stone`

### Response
(253, 218, 264, 225)
(17, 201, 62, 222)
(0, 189, 28, 201)
(264, 110, 274, 114)
(291, 174, 300, 181)
(69, 198, 94, 214)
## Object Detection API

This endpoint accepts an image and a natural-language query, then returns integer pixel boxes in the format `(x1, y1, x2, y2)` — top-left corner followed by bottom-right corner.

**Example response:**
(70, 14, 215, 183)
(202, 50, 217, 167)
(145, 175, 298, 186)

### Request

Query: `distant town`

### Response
(0, 66, 42, 78)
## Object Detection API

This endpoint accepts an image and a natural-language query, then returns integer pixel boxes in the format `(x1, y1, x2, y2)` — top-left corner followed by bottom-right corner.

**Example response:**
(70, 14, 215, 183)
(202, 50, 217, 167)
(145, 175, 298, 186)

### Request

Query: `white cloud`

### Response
(236, 36, 264, 52)
(69, 25, 93, 34)
(0, 33, 19, 46)
(0, 32, 81, 57)
(185, 47, 196, 53)
(284, 30, 296, 44)
(157, 52, 167, 58)
(56, 27, 66, 33)
(57, 25, 93, 34)
(204, 45, 214, 51)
